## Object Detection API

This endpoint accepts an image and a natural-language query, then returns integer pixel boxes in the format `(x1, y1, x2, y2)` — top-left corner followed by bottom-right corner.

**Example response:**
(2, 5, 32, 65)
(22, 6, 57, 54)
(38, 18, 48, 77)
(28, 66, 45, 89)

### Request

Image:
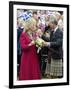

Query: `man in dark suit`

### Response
(43, 18, 63, 78)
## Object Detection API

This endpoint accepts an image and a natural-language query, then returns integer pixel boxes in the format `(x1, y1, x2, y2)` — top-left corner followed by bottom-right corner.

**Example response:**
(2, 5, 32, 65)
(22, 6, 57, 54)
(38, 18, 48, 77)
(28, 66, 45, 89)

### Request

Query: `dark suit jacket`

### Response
(17, 27, 23, 55)
(50, 28, 63, 59)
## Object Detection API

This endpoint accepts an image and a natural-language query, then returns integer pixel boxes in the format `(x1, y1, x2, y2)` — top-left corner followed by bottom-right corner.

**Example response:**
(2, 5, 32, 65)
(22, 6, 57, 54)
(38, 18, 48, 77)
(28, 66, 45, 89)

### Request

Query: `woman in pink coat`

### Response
(19, 18, 41, 80)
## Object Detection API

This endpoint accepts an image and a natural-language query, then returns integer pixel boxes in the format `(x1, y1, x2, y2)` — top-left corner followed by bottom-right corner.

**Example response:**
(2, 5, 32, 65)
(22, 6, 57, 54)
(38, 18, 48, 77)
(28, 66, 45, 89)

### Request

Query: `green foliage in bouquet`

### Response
(35, 38, 44, 47)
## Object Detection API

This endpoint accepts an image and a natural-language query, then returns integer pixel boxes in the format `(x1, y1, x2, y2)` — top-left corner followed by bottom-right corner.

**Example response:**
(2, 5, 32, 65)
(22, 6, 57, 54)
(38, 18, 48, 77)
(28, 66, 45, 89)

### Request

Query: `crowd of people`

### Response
(17, 9, 63, 80)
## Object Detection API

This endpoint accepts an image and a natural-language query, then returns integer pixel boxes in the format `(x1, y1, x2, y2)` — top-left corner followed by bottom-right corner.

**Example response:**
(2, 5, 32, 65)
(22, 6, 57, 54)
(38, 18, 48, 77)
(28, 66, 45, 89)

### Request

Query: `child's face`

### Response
(36, 30, 43, 37)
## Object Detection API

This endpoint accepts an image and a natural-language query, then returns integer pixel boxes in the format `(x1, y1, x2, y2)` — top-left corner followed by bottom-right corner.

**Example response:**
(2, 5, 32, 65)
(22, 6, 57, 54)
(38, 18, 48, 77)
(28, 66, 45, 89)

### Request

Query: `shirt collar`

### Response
(54, 26, 58, 33)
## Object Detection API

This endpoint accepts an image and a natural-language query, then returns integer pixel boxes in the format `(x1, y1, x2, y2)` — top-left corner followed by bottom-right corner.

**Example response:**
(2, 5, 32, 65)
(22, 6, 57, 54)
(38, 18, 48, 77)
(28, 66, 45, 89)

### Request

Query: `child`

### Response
(35, 29, 45, 53)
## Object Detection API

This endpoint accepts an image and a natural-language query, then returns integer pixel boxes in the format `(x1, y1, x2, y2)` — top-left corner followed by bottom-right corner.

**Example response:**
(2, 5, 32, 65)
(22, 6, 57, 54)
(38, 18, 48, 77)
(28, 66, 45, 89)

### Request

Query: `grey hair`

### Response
(49, 15, 58, 25)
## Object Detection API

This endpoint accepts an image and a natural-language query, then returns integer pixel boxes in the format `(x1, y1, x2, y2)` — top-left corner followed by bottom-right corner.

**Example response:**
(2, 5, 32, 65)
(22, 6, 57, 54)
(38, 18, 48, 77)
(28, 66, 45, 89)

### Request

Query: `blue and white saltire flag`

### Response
(18, 11, 33, 21)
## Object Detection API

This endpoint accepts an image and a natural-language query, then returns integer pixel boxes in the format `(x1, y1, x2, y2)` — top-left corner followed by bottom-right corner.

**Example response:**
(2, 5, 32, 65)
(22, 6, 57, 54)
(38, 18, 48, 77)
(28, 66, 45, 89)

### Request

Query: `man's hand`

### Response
(42, 41, 50, 47)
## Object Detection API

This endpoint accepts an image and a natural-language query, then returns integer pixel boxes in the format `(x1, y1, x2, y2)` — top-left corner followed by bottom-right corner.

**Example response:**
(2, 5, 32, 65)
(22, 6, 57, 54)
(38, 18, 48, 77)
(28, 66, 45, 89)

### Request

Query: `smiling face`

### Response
(29, 23, 37, 32)
(24, 17, 37, 32)
(49, 22, 57, 30)
(49, 22, 55, 29)
(48, 16, 58, 30)
(27, 17, 37, 32)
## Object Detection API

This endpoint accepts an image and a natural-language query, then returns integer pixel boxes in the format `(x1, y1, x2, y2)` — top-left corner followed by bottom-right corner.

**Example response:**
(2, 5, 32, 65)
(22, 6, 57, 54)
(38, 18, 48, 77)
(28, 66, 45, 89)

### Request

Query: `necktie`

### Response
(50, 30, 54, 40)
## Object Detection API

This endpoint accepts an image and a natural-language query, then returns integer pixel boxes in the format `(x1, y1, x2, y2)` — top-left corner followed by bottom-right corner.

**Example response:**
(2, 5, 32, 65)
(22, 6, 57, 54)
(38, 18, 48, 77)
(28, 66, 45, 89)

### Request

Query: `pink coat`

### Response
(19, 32, 41, 80)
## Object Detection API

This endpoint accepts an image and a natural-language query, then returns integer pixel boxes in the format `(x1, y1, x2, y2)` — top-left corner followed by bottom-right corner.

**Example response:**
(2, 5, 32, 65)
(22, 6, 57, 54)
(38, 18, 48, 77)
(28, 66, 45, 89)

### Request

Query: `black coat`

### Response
(17, 27, 23, 55)
(50, 28, 63, 59)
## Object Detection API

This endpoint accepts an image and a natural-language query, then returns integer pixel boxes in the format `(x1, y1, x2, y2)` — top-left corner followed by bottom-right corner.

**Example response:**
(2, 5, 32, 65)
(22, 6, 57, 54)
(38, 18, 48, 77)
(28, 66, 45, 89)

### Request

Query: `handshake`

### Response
(35, 37, 50, 47)
(29, 38, 50, 47)
(35, 38, 50, 47)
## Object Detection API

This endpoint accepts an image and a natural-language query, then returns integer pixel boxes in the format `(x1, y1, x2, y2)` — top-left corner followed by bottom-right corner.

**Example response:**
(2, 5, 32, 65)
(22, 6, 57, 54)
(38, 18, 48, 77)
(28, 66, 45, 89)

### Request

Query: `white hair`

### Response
(55, 12, 61, 16)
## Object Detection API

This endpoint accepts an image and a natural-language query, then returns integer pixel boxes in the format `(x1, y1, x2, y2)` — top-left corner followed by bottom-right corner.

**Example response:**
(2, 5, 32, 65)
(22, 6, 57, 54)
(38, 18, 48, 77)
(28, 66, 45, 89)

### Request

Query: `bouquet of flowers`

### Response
(35, 37, 45, 47)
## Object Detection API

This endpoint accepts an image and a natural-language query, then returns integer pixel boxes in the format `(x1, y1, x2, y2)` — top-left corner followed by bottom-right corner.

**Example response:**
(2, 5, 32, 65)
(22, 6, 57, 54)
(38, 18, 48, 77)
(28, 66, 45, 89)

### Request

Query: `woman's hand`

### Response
(28, 41, 35, 46)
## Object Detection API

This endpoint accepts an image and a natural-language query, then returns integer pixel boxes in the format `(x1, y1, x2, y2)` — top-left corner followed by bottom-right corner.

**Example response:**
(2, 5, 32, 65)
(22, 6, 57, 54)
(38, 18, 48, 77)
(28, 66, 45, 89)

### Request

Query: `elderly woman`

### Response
(19, 17, 41, 80)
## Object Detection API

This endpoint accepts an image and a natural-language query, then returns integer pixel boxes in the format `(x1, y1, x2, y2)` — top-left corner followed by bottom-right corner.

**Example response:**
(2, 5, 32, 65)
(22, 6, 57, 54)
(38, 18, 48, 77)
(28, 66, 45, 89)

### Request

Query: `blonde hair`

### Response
(22, 17, 37, 31)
